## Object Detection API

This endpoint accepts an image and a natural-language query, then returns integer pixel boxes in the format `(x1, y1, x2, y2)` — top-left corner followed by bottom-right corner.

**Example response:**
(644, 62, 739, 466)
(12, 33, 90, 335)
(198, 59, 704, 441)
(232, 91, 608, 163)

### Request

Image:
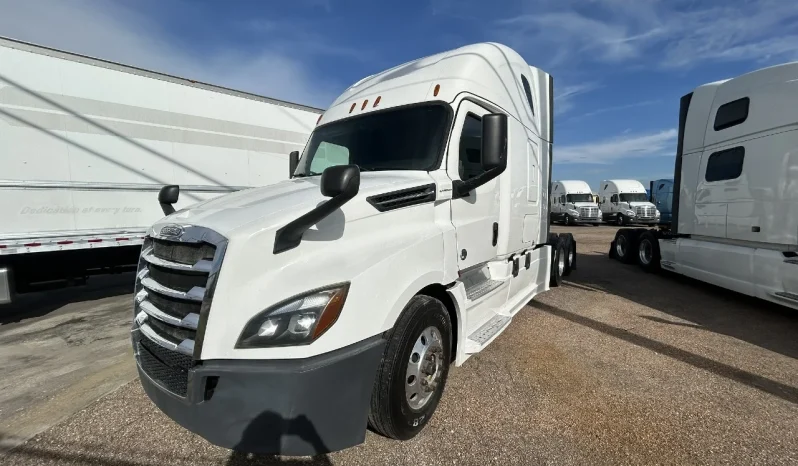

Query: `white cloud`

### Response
(569, 99, 661, 120)
(556, 129, 677, 164)
(0, 0, 340, 108)
(497, 0, 798, 70)
(554, 82, 600, 115)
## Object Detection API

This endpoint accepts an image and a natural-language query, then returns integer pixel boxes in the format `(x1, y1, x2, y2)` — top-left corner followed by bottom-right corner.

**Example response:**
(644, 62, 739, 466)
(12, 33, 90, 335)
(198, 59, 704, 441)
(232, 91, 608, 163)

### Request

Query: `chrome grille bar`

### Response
(142, 248, 213, 273)
(140, 275, 206, 302)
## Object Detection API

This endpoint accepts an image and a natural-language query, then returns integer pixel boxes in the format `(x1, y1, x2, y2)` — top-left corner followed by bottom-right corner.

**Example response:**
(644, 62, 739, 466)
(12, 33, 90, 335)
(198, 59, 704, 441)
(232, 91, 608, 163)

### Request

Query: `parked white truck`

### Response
(131, 42, 578, 455)
(610, 63, 798, 311)
(0, 36, 322, 304)
(599, 179, 660, 225)
(551, 180, 601, 225)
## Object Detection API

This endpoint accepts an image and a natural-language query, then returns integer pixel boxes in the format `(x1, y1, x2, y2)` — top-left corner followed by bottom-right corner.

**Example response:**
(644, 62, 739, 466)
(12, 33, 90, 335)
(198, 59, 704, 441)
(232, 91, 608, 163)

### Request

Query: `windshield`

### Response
(620, 193, 649, 203)
(566, 194, 594, 203)
(294, 104, 450, 176)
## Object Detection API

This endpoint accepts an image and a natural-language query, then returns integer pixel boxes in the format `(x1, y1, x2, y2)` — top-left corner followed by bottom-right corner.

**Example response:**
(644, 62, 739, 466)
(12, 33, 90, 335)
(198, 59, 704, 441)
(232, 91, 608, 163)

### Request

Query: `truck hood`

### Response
(570, 202, 598, 208)
(159, 171, 435, 237)
(628, 201, 656, 208)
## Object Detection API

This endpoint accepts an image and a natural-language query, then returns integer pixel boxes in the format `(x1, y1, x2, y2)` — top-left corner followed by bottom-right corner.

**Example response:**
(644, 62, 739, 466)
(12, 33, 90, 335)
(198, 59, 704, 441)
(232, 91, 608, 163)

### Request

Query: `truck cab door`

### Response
(447, 101, 500, 270)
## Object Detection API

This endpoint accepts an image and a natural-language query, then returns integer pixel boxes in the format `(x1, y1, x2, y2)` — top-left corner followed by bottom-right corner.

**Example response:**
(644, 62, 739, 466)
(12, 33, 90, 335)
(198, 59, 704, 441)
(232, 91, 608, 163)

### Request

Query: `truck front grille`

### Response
(635, 206, 656, 219)
(579, 207, 600, 219)
(132, 227, 227, 398)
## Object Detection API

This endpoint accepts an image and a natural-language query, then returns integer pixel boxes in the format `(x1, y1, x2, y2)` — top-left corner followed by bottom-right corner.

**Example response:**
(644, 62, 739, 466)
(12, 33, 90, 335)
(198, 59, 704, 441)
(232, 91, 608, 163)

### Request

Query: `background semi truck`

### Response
(0, 36, 322, 304)
(550, 180, 601, 225)
(599, 179, 660, 226)
(131, 42, 578, 456)
(611, 63, 798, 311)
(649, 178, 674, 224)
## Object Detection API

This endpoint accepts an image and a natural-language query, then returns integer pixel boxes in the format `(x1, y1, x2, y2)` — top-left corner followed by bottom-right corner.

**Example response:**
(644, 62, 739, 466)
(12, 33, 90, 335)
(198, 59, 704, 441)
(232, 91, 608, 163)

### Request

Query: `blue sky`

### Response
(2, 0, 797, 191)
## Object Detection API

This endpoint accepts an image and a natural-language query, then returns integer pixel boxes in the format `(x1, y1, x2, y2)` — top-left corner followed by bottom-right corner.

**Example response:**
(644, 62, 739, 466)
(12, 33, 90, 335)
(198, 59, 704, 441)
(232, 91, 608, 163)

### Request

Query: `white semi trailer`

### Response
(131, 42, 578, 455)
(611, 63, 798, 311)
(0, 36, 322, 304)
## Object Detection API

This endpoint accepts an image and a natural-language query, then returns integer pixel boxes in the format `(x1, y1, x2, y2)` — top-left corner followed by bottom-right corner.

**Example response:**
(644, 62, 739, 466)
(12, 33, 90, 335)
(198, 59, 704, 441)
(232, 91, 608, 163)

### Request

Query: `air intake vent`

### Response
(367, 184, 436, 212)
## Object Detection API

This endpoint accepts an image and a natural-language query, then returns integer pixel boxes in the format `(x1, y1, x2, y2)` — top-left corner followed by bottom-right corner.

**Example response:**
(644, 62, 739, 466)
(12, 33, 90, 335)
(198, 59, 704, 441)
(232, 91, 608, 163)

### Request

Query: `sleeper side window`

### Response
(705, 146, 745, 182)
(611, 194, 618, 203)
(521, 75, 535, 115)
(714, 97, 749, 131)
(458, 114, 484, 181)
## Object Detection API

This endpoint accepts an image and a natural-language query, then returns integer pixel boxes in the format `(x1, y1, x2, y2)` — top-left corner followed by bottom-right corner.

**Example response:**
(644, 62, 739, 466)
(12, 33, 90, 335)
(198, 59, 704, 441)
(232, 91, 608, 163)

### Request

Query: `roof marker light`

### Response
(361, 99, 369, 110)
(349, 103, 356, 113)
(433, 84, 441, 97)
(373, 96, 381, 107)
(57, 240, 73, 245)
(24, 243, 41, 247)
(88, 239, 102, 243)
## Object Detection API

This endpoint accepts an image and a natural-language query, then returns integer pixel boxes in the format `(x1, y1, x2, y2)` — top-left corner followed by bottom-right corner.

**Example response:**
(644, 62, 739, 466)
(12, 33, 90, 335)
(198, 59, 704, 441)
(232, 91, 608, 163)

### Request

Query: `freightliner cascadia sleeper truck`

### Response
(130, 43, 577, 455)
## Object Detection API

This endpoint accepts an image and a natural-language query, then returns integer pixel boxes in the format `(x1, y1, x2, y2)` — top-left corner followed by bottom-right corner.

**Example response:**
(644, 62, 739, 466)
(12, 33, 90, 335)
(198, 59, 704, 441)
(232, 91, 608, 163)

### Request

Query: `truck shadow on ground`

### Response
(568, 252, 798, 361)
(0, 272, 135, 325)
(226, 412, 333, 465)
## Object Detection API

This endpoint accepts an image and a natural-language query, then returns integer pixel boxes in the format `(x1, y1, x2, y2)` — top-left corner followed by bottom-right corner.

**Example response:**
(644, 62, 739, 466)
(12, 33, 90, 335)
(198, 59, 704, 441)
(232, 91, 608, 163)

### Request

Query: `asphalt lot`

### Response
(2, 225, 797, 465)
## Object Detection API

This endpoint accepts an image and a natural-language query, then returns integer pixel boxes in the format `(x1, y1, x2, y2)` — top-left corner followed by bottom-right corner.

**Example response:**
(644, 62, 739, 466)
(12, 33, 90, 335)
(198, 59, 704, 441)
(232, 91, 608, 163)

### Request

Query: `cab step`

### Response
(465, 279, 503, 301)
(464, 314, 511, 354)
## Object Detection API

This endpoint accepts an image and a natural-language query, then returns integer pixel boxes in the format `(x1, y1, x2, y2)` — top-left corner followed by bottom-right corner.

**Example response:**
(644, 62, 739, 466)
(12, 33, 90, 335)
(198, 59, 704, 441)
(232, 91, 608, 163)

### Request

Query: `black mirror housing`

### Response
(158, 185, 179, 215)
(273, 165, 360, 254)
(289, 151, 300, 178)
(159, 185, 179, 204)
(481, 113, 508, 171)
(321, 165, 360, 198)
(452, 113, 508, 198)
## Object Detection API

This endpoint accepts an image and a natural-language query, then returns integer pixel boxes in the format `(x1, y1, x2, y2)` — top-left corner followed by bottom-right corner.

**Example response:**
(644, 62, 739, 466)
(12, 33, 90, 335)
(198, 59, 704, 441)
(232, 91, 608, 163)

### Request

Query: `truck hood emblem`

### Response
(160, 224, 184, 238)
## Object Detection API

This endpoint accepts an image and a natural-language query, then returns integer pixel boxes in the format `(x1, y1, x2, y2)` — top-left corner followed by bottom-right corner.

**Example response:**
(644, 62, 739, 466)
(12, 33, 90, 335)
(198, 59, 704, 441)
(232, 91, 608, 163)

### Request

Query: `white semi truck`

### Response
(550, 180, 602, 225)
(131, 42, 578, 455)
(610, 63, 798, 311)
(0, 36, 322, 304)
(598, 179, 660, 225)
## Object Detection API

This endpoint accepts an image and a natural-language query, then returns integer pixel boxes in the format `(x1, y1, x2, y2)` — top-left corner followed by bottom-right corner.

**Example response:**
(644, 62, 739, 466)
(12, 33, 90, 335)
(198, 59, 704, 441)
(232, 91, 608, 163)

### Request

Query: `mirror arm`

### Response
(273, 190, 356, 254)
(451, 166, 506, 199)
(160, 202, 176, 216)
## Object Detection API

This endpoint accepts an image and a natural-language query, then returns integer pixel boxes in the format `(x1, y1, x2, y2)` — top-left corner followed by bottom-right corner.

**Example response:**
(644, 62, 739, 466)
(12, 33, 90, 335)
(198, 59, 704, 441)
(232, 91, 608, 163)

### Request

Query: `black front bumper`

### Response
(136, 335, 386, 456)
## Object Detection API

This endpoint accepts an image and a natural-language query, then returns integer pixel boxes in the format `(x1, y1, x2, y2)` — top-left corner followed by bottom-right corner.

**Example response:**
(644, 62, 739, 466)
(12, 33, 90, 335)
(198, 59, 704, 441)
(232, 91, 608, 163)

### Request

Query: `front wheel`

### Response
(564, 215, 572, 226)
(616, 214, 626, 226)
(369, 295, 452, 440)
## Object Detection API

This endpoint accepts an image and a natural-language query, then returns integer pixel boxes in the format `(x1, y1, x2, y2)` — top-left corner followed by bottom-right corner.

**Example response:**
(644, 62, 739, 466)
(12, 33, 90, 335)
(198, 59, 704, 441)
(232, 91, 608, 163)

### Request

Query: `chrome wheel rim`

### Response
(639, 239, 652, 265)
(406, 326, 444, 410)
(616, 235, 627, 257)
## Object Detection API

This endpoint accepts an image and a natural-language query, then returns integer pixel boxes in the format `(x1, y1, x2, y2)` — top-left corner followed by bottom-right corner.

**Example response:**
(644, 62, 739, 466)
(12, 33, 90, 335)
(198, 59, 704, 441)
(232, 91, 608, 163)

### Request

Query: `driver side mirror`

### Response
(273, 165, 360, 254)
(289, 151, 300, 179)
(453, 113, 507, 198)
(481, 113, 508, 171)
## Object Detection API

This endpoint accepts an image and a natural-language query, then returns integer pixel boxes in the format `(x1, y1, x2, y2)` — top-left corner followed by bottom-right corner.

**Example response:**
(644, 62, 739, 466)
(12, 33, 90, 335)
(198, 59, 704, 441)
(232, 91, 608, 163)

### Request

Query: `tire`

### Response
(560, 235, 572, 276)
(550, 241, 565, 287)
(636, 231, 661, 272)
(566, 233, 577, 272)
(616, 214, 626, 226)
(613, 229, 638, 264)
(564, 215, 572, 226)
(369, 295, 452, 440)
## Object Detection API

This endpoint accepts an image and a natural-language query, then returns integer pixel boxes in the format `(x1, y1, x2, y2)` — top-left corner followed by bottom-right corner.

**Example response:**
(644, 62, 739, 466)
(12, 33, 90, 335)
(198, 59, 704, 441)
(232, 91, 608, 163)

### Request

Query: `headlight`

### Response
(626, 210, 636, 217)
(568, 209, 580, 216)
(656, 210, 661, 217)
(236, 283, 349, 348)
